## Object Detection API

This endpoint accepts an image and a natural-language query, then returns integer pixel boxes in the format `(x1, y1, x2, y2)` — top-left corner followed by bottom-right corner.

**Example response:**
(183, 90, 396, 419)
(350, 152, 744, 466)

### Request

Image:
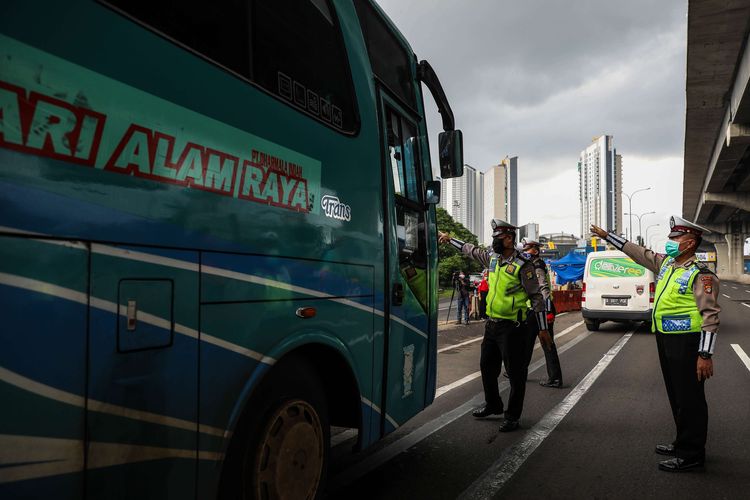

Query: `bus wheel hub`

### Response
(255, 400, 323, 499)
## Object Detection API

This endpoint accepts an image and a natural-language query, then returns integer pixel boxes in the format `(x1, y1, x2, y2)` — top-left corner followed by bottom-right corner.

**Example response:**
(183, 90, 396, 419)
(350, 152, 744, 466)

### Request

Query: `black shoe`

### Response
(658, 457, 704, 472)
(539, 379, 562, 388)
(655, 444, 676, 456)
(472, 405, 503, 418)
(498, 419, 519, 432)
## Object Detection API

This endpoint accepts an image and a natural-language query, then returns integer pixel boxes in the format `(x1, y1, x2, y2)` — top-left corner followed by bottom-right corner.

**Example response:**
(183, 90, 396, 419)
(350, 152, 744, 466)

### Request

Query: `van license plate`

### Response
(605, 298, 628, 306)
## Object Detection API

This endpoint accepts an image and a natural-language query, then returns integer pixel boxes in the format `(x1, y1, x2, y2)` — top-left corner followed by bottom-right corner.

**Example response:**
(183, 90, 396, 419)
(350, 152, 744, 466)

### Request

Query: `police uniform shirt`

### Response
(530, 255, 552, 302)
(605, 236, 720, 349)
(453, 240, 549, 317)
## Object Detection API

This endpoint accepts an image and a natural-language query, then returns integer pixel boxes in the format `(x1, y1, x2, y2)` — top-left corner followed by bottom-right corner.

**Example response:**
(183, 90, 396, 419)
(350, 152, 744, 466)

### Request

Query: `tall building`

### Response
(504, 156, 518, 227)
(578, 136, 622, 237)
(481, 157, 517, 245)
(440, 164, 483, 237)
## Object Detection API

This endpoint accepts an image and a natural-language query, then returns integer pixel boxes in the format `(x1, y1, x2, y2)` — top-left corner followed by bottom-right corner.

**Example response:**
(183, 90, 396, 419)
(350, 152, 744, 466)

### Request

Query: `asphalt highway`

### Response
(326, 281, 750, 499)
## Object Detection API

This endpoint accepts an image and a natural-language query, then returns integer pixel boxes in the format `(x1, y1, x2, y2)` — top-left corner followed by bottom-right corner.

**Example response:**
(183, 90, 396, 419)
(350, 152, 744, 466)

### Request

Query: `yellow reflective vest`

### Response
(486, 254, 529, 321)
(652, 257, 702, 334)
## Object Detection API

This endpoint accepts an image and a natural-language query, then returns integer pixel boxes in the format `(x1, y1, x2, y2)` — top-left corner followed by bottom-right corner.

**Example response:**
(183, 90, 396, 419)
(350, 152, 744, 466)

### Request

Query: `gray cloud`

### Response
(378, 0, 687, 235)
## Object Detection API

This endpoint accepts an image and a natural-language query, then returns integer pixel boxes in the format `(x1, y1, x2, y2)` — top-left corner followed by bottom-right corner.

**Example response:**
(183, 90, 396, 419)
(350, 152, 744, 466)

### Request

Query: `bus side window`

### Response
(104, 0, 358, 132)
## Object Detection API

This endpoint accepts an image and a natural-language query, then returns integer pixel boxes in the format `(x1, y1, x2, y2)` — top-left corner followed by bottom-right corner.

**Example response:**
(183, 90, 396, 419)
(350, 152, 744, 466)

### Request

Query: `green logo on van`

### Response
(589, 258, 645, 278)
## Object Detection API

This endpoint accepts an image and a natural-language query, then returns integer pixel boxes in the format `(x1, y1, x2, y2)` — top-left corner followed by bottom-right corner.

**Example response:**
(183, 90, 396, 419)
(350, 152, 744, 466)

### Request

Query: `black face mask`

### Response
(492, 237, 505, 253)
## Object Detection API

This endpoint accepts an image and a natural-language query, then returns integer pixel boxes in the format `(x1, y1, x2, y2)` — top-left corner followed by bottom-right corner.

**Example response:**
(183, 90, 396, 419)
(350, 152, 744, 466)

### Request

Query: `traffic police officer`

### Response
(439, 219, 551, 432)
(591, 216, 720, 472)
(521, 239, 563, 388)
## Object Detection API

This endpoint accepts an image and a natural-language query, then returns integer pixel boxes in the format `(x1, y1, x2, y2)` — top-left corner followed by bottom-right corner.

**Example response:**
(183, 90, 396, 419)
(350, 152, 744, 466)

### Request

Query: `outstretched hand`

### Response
(438, 231, 452, 245)
(590, 225, 608, 239)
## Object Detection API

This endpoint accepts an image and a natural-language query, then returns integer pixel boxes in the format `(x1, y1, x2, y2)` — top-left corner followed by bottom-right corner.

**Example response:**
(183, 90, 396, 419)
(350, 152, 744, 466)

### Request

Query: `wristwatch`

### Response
(698, 352, 712, 360)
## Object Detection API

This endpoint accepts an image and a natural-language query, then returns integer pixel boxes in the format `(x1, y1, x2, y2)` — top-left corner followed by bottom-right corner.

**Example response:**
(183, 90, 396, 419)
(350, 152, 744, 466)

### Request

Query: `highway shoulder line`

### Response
(730, 344, 750, 372)
(457, 326, 637, 500)
(330, 326, 592, 491)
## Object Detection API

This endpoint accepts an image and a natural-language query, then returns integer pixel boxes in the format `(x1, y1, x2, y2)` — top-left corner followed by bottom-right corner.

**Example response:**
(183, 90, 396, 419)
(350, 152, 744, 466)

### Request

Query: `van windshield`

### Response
(588, 258, 645, 278)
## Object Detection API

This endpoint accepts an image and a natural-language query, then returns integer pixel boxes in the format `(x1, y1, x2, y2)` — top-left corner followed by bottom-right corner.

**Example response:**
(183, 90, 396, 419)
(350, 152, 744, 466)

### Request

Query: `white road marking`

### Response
(331, 328, 594, 491)
(457, 327, 636, 500)
(745, 290, 750, 293)
(743, 303, 750, 309)
(438, 336, 483, 353)
(731, 344, 750, 373)
(732, 286, 738, 290)
(722, 294, 731, 299)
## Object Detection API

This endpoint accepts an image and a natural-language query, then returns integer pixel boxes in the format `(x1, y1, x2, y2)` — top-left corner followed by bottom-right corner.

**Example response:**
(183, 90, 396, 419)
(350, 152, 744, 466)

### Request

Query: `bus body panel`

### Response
(0, 235, 87, 498)
(0, 0, 444, 496)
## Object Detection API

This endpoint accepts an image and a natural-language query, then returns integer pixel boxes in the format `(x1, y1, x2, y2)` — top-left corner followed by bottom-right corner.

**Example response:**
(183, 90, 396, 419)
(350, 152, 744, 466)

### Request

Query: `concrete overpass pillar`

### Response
(713, 238, 730, 276)
(725, 231, 745, 277)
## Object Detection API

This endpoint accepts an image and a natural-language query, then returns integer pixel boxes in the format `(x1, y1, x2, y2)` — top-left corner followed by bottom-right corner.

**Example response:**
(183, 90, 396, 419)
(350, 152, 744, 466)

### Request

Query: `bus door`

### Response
(86, 244, 199, 499)
(380, 95, 431, 433)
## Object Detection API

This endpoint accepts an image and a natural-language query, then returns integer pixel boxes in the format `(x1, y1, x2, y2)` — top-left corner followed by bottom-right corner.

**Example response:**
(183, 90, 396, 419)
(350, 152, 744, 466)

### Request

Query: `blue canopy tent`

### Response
(550, 252, 586, 285)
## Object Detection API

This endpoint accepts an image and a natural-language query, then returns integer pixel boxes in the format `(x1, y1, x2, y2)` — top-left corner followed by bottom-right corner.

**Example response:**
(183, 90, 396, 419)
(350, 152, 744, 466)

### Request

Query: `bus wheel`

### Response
(251, 398, 326, 499)
(225, 358, 329, 500)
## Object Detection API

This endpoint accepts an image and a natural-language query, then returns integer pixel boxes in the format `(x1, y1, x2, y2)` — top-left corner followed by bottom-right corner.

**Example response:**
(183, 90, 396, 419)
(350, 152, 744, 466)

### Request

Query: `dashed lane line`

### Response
(743, 303, 750, 309)
(435, 321, 585, 398)
(731, 344, 750, 373)
(457, 326, 637, 500)
(330, 327, 593, 491)
(722, 294, 731, 299)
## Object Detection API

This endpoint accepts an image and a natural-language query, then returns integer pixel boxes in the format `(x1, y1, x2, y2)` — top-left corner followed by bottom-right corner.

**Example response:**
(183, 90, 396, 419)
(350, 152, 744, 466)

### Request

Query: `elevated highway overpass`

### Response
(684, 0, 750, 277)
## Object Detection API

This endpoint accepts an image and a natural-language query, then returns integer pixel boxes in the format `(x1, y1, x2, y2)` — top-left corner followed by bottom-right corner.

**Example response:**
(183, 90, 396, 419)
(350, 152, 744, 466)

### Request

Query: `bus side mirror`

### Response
(439, 130, 463, 179)
(425, 180, 441, 205)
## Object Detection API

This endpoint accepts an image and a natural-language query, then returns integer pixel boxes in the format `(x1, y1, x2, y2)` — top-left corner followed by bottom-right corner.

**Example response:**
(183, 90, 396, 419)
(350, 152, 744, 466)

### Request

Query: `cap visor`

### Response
(667, 230, 684, 238)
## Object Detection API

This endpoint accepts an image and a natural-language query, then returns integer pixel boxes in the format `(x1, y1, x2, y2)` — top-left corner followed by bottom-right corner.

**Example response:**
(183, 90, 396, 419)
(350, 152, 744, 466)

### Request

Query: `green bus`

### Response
(0, 0, 463, 498)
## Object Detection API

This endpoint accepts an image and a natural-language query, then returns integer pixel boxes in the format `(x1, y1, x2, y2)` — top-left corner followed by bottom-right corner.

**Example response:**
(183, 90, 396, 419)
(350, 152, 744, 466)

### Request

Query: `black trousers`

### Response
(479, 291, 488, 319)
(656, 332, 707, 461)
(480, 319, 528, 421)
(525, 317, 562, 382)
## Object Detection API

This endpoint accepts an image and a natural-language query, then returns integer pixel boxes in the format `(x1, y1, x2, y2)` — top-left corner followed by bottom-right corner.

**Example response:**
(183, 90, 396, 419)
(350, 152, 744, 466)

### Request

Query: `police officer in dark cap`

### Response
(591, 215, 720, 472)
(439, 219, 551, 432)
(520, 238, 563, 388)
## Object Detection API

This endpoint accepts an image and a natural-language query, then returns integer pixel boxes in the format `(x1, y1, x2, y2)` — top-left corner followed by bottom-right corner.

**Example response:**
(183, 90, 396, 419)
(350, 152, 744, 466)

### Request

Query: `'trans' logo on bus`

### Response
(321, 195, 351, 221)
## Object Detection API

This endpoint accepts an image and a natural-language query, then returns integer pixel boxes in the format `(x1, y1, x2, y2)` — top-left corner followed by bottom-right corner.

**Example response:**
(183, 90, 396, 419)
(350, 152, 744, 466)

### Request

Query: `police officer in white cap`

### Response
(591, 216, 720, 472)
(520, 238, 563, 388)
(439, 219, 551, 432)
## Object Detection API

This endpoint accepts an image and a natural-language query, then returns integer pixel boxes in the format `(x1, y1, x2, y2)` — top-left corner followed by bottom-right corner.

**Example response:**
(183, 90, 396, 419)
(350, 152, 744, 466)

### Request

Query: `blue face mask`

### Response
(522, 252, 532, 259)
(665, 240, 682, 258)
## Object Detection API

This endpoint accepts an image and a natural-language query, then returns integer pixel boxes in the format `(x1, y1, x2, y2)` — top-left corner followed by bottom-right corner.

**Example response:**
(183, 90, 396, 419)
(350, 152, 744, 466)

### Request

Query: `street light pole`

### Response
(645, 224, 660, 248)
(624, 211, 655, 245)
(623, 187, 651, 240)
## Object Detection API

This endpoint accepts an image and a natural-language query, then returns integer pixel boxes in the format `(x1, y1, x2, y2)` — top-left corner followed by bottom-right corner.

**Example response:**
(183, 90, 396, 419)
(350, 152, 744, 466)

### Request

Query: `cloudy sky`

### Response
(378, 0, 687, 249)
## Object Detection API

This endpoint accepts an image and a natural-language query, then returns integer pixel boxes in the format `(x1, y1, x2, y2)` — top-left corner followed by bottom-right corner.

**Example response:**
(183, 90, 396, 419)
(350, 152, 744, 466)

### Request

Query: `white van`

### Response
(582, 250, 655, 331)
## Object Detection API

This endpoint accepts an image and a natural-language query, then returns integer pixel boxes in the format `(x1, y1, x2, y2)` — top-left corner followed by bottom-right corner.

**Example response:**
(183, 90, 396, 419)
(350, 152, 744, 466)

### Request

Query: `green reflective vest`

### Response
(652, 257, 702, 334)
(486, 253, 529, 320)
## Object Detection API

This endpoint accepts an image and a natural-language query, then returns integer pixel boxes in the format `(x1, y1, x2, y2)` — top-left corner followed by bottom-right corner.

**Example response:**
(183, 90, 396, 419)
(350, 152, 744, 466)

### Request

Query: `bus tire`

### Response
(219, 356, 330, 500)
(584, 319, 600, 331)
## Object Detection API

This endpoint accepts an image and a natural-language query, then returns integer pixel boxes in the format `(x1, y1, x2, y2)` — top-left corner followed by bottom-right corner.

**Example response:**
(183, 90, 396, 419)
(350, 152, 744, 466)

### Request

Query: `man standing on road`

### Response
(439, 219, 551, 432)
(591, 216, 720, 472)
(521, 239, 563, 388)
(453, 271, 472, 325)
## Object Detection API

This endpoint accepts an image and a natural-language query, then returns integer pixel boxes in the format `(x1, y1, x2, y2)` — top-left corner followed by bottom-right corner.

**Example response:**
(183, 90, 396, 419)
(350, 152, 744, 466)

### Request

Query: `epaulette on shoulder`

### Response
(695, 261, 716, 275)
(513, 252, 529, 267)
(533, 258, 547, 270)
